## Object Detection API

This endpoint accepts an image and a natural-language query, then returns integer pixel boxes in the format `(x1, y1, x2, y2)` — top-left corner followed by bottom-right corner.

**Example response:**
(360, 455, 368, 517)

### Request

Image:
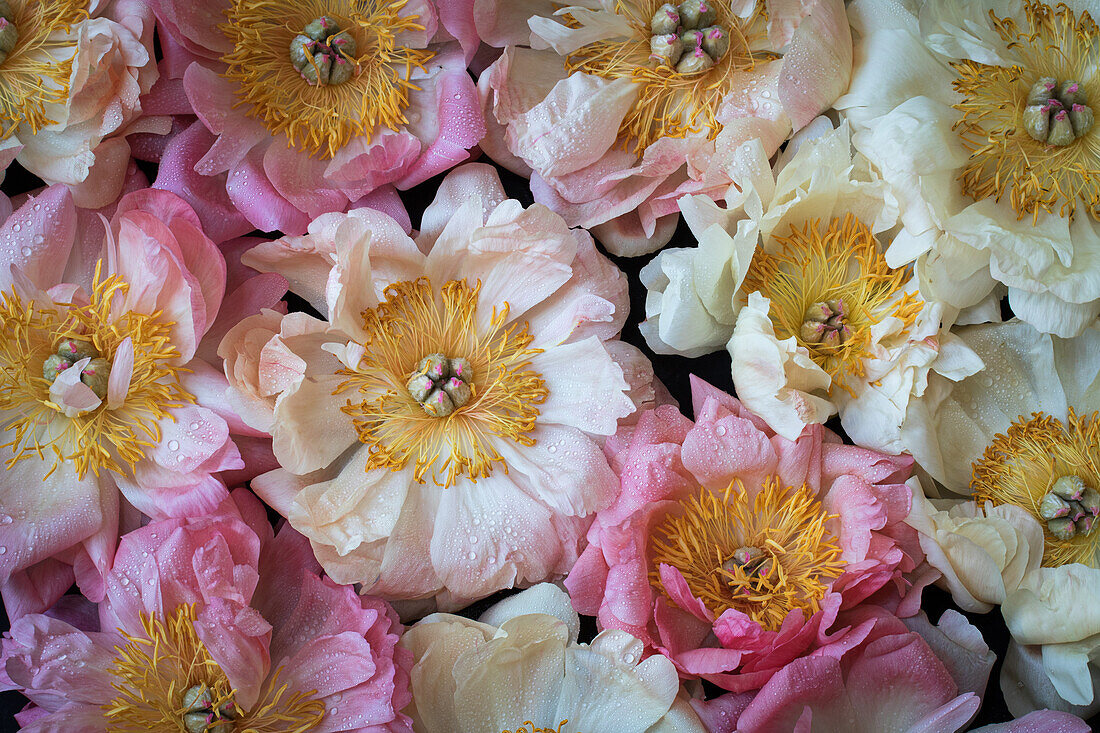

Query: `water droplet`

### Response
(715, 425, 727, 437)
(120, 576, 129, 585)
(167, 440, 180, 451)
(467, 551, 476, 560)
(32, 203, 39, 211)
(0, 514, 10, 525)
(0, 547, 6, 555)
(189, 421, 200, 430)
(469, 536, 478, 544)
(12, 223, 20, 232)
(548, 444, 557, 453)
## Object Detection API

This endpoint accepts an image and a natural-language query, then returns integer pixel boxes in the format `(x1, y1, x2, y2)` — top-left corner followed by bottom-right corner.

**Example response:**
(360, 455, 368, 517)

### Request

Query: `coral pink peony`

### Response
(0, 489, 412, 732)
(145, 0, 486, 235)
(0, 185, 285, 618)
(473, 0, 852, 255)
(565, 376, 928, 692)
(223, 163, 655, 611)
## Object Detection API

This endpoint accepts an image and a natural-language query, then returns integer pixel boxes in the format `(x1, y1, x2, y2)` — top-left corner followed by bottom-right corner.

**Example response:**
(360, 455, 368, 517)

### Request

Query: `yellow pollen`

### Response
(563, 0, 776, 155)
(951, 2, 1100, 221)
(740, 214, 923, 396)
(0, 0, 88, 139)
(0, 262, 192, 480)
(502, 722, 579, 733)
(335, 277, 548, 488)
(649, 479, 845, 632)
(971, 410, 1100, 567)
(221, 0, 435, 159)
(104, 604, 325, 733)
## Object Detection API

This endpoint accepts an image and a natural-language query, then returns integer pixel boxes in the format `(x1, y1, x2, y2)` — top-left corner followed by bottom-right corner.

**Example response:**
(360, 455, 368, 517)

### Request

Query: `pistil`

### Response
(1023, 77, 1094, 146)
(0, 1, 19, 65)
(406, 353, 474, 418)
(42, 337, 111, 399)
(289, 15, 358, 86)
(647, 1, 729, 73)
(181, 685, 238, 733)
(1038, 474, 1100, 540)
(799, 299, 852, 347)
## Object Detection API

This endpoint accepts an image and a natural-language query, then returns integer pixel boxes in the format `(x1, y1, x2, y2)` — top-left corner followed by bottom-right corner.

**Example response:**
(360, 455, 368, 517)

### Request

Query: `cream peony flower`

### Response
(641, 121, 980, 451)
(399, 583, 706, 733)
(901, 318, 1100, 714)
(0, 0, 159, 207)
(837, 0, 1100, 337)
(225, 164, 651, 611)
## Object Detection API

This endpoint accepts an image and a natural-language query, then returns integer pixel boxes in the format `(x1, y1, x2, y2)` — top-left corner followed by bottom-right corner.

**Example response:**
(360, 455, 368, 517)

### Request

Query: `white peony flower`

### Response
(901, 318, 1100, 714)
(399, 583, 706, 733)
(641, 120, 978, 450)
(837, 0, 1100, 337)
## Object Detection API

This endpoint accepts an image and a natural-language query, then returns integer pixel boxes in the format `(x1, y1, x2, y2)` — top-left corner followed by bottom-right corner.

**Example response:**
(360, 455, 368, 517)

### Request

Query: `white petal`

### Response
(529, 337, 634, 435)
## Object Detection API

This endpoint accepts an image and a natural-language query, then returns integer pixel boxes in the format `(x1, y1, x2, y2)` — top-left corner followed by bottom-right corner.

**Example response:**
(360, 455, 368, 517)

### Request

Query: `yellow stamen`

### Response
(0, 262, 192, 479)
(971, 410, 1100, 567)
(951, 2, 1100, 221)
(649, 479, 845, 631)
(740, 214, 923, 396)
(335, 278, 548, 488)
(563, 0, 776, 154)
(0, 0, 88, 139)
(104, 604, 325, 733)
(221, 0, 435, 159)
(501, 722, 575, 733)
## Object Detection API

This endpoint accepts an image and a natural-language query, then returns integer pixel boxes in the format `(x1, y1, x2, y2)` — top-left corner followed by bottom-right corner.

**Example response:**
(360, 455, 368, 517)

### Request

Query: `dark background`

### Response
(0, 154, 1092, 730)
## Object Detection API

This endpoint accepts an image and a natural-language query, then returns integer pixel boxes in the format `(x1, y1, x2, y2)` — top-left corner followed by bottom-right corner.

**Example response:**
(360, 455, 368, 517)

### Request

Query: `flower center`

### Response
(740, 214, 922, 395)
(0, 0, 87, 139)
(221, 0, 434, 158)
(501, 722, 575, 733)
(104, 604, 325, 733)
(335, 278, 548, 488)
(649, 479, 845, 631)
(563, 0, 775, 154)
(0, 263, 192, 479)
(971, 410, 1100, 567)
(951, 2, 1100, 220)
(289, 14, 358, 86)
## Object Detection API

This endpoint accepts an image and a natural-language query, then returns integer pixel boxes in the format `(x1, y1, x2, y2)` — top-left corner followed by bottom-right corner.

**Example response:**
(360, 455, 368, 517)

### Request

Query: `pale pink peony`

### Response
(223, 163, 652, 611)
(565, 376, 930, 692)
(473, 0, 852, 255)
(0, 185, 286, 618)
(0, 0, 162, 208)
(0, 489, 413, 732)
(145, 0, 485, 236)
(693, 607, 1010, 733)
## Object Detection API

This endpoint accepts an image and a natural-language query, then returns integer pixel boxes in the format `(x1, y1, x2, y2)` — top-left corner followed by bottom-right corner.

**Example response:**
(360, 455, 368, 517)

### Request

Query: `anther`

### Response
(406, 353, 475, 418)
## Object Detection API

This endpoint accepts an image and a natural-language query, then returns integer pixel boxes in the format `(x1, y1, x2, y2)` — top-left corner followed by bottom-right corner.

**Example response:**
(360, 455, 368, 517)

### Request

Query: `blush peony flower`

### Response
(640, 121, 983, 452)
(399, 582, 705, 732)
(0, 0, 160, 208)
(0, 185, 285, 617)
(837, 0, 1100, 337)
(224, 163, 649, 610)
(474, 0, 852, 256)
(565, 376, 926, 693)
(145, 0, 486, 235)
(0, 489, 412, 732)
(900, 318, 1100, 715)
(695, 609, 996, 733)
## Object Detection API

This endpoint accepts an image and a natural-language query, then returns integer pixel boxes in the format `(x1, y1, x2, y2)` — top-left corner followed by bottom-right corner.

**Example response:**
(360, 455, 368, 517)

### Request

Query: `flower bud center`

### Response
(1038, 474, 1100, 541)
(1023, 77, 1094, 146)
(0, 8, 20, 64)
(181, 684, 239, 733)
(720, 545, 775, 593)
(406, 353, 474, 418)
(648, 1, 730, 74)
(289, 15, 359, 86)
(42, 338, 111, 400)
(799, 299, 852, 347)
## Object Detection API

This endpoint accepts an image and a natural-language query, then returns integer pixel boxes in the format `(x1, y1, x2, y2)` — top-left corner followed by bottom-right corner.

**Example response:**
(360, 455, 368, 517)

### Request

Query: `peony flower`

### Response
(640, 121, 982, 451)
(0, 185, 284, 617)
(399, 582, 705, 732)
(565, 376, 926, 693)
(474, 0, 853, 256)
(837, 0, 1100, 337)
(145, 0, 485, 235)
(224, 163, 649, 610)
(694, 609, 996, 733)
(0, 0, 160, 208)
(900, 318, 1100, 715)
(0, 489, 412, 732)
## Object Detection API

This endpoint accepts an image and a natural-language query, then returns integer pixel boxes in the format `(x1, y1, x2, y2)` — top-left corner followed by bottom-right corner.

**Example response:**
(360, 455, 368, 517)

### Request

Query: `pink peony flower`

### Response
(694, 607, 1007, 733)
(0, 185, 286, 618)
(565, 376, 928, 692)
(222, 163, 654, 611)
(145, 0, 486, 235)
(0, 489, 412, 732)
(0, 0, 161, 208)
(473, 0, 852, 255)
